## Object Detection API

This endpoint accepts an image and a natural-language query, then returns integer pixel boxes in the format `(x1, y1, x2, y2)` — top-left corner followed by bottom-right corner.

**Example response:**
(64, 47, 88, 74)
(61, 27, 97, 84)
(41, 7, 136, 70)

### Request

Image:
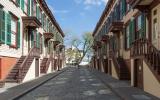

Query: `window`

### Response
(33, 0, 36, 16)
(126, 3, 131, 12)
(39, 8, 42, 22)
(135, 14, 145, 39)
(24, 0, 28, 13)
(137, 15, 142, 31)
(11, 16, 18, 46)
(153, 18, 158, 39)
(126, 25, 130, 49)
(40, 34, 43, 54)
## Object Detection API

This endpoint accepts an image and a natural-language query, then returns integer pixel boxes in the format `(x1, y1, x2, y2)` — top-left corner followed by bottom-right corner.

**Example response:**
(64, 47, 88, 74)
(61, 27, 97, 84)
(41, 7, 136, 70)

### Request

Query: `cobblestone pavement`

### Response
(18, 67, 122, 100)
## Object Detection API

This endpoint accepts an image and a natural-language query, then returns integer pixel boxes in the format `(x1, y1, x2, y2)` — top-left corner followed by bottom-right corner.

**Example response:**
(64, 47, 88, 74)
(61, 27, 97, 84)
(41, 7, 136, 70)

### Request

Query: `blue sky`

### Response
(46, 0, 108, 44)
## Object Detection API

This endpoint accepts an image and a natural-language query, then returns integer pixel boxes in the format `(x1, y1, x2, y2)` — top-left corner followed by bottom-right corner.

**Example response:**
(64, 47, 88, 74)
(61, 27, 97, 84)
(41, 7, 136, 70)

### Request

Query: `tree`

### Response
(65, 47, 82, 64)
(71, 32, 93, 65)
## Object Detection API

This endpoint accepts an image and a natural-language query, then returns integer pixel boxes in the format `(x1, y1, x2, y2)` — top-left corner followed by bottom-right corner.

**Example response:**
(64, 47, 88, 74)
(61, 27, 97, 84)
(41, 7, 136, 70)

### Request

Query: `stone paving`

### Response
(18, 67, 122, 100)
(89, 68, 160, 100)
(0, 66, 159, 100)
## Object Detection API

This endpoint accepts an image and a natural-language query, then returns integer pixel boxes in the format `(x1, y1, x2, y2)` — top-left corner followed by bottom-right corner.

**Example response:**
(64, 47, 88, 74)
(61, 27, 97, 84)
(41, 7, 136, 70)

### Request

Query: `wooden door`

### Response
(35, 58, 39, 77)
(103, 59, 108, 73)
(108, 60, 112, 75)
(134, 59, 143, 89)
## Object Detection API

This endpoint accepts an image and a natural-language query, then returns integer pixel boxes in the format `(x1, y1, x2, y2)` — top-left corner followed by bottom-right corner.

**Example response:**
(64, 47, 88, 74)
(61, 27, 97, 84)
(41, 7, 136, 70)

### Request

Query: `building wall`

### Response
(23, 58, 36, 82)
(0, 0, 24, 58)
(143, 61, 160, 98)
(0, 0, 64, 82)
(111, 61, 119, 79)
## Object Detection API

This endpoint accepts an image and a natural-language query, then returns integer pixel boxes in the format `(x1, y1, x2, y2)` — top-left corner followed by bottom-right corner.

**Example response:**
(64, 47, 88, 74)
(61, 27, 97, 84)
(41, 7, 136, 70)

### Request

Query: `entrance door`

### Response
(28, 29, 34, 52)
(103, 59, 108, 73)
(152, 7, 160, 50)
(35, 58, 39, 77)
(108, 60, 112, 75)
(97, 59, 100, 70)
(134, 59, 143, 89)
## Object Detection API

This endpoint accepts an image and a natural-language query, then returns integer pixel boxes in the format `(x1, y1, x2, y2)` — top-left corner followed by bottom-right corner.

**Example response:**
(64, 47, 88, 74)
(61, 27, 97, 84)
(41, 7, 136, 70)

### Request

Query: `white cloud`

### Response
(75, 0, 108, 6)
(74, 0, 83, 4)
(84, 6, 91, 10)
(80, 12, 85, 16)
(48, 4, 69, 14)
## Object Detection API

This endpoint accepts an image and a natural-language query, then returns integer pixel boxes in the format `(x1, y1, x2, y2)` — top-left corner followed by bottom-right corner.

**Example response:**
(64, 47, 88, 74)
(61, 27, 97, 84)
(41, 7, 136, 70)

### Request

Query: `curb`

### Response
(89, 68, 125, 100)
(9, 68, 69, 100)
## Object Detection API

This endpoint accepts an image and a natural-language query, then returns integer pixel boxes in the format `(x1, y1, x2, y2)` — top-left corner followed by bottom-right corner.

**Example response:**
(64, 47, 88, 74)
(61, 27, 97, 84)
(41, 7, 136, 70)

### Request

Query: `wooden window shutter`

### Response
(16, 0, 20, 6)
(129, 21, 132, 47)
(21, 0, 25, 11)
(36, 5, 39, 19)
(36, 32, 40, 48)
(28, 0, 31, 16)
(31, 31, 34, 47)
(0, 9, 2, 42)
(0, 9, 5, 43)
(122, 0, 126, 16)
(6, 13, 11, 45)
(31, 0, 34, 16)
(129, 20, 135, 47)
(17, 20, 20, 48)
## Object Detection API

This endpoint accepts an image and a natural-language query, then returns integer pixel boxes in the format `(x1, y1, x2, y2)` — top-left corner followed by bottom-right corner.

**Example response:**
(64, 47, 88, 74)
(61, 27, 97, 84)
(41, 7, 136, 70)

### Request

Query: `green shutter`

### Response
(36, 5, 39, 19)
(0, 9, 5, 43)
(42, 14, 43, 28)
(36, 32, 40, 48)
(28, 0, 30, 15)
(21, 0, 24, 11)
(17, 20, 20, 48)
(0, 9, 2, 42)
(31, 31, 34, 47)
(31, 0, 34, 16)
(122, 0, 126, 16)
(16, 0, 20, 6)
(141, 13, 146, 38)
(6, 13, 11, 45)
(129, 20, 135, 46)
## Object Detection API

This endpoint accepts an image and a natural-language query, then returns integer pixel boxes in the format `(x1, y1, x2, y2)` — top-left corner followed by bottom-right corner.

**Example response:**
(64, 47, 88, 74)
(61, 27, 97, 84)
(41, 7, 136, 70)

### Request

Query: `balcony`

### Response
(101, 35, 108, 42)
(58, 44, 65, 51)
(51, 39, 61, 48)
(22, 16, 41, 29)
(44, 32, 54, 41)
(92, 45, 97, 51)
(127, 0, 155, 10)
(96, 41, 102, 49)
(109, 21, 124, 33)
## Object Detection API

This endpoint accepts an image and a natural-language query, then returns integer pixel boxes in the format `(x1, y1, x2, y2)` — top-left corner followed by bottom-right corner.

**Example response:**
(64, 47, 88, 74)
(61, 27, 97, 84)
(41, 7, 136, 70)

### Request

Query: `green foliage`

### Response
(69, 32, 93, 64)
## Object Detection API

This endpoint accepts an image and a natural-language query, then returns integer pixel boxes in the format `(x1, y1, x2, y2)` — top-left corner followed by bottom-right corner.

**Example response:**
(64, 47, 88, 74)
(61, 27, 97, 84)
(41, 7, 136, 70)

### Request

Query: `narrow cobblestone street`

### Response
(18, 67, 122, 100)
(0, 66, 159, 100)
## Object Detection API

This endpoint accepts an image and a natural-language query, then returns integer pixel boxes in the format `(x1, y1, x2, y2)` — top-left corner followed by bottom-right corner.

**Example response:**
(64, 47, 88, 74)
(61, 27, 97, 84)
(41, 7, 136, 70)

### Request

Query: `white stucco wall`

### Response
(131, 59, 134, 86)
(143, 61, 160, 98)
(0, 0, 24, 58)
(23, 59, 36, 82)
(47, 62, 52, 73)
(111, 61, 119, 79)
